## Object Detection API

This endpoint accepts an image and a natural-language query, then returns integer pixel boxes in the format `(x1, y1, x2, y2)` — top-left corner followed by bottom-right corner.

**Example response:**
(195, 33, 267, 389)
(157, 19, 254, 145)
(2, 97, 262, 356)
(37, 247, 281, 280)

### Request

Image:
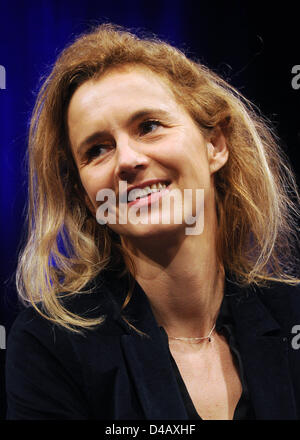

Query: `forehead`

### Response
(67, 66, 180, 122)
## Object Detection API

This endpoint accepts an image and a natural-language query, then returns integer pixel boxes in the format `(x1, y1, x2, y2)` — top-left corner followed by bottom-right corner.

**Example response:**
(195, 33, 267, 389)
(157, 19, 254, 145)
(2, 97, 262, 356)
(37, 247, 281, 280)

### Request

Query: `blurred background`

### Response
(0, 0, 299, 419)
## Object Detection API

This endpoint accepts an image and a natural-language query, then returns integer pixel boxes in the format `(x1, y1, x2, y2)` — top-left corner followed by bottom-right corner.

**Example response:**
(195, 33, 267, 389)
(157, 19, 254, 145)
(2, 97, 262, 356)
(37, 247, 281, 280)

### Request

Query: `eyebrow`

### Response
(75, 108, 172, 157)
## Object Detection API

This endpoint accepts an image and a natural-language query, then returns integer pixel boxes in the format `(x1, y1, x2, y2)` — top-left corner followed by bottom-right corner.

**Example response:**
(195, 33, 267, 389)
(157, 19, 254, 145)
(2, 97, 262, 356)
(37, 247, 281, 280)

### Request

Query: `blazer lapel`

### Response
(117, 282, 188, 420)
(228, 282, 297, 419)
(110, 273, 298, 419)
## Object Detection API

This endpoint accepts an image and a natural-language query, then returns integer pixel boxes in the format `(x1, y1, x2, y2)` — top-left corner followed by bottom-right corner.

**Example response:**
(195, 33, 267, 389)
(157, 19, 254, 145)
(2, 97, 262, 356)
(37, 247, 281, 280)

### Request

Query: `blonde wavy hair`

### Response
(16, 23, 300, 332)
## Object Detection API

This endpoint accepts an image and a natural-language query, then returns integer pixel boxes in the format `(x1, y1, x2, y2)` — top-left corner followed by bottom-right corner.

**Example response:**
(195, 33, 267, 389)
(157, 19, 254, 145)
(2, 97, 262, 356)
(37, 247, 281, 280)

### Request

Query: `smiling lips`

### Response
(128, 182, 168, 202)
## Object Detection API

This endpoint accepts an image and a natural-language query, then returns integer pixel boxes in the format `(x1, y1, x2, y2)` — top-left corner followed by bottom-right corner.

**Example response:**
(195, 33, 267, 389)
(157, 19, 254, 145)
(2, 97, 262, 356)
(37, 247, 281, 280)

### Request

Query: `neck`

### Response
(122, 221, 225, 339)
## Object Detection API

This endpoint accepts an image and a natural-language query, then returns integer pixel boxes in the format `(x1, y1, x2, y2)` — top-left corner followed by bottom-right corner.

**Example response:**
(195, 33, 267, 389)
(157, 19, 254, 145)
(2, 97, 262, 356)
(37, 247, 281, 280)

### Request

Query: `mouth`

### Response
(121, 180, 171, 207)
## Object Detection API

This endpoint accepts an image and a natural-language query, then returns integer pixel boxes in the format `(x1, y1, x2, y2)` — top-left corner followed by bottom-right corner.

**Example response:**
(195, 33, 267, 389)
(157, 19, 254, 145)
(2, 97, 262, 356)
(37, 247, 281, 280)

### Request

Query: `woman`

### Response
(6, 23, 300, 420)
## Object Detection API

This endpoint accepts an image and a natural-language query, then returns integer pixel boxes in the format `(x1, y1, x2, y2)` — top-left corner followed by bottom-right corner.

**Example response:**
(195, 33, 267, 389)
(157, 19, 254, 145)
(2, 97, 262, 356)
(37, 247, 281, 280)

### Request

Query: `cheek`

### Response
(166, 129, 206, 160)
(166, 139, 208, 174)
(79, 169, 109, 208)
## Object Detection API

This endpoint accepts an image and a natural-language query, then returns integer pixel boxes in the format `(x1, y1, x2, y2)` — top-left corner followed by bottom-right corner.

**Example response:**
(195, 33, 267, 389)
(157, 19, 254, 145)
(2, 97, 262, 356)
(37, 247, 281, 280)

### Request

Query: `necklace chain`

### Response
(168, 323, 216, 343)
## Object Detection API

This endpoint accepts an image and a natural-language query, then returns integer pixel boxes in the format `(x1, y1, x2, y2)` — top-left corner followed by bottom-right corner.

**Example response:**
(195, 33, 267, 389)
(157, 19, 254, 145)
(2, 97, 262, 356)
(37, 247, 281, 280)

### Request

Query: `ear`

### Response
(206, 132, 229, 174)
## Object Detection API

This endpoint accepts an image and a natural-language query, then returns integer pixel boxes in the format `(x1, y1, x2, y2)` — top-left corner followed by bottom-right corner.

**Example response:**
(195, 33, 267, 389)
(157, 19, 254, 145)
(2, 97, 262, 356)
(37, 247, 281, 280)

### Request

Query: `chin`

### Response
(110, 221, 185, 241)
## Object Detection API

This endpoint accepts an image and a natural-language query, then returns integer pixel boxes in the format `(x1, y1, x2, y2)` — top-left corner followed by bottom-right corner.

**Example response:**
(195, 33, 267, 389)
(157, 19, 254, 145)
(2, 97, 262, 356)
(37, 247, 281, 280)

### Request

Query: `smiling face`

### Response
(67, 65, 228, 241)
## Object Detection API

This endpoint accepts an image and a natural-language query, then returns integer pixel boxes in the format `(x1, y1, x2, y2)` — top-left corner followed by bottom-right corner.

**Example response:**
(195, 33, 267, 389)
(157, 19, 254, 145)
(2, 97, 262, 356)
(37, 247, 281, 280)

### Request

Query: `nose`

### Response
(115, 137, 149, 182)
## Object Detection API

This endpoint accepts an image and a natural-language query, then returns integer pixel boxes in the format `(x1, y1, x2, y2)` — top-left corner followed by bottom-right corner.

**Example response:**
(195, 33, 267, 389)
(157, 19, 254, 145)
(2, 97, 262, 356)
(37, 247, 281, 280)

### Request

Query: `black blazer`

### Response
(5, 274, 300, 420)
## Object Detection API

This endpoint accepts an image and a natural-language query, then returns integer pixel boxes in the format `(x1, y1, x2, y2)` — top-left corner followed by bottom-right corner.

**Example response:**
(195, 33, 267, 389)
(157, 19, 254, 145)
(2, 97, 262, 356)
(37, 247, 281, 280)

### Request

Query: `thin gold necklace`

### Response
(168, 323, 216, 343)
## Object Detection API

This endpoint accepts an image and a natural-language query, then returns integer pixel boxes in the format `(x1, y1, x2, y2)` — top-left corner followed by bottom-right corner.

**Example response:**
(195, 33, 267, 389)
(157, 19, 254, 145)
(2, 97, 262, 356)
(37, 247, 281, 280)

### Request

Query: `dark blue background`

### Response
(0, 0, 299, 419)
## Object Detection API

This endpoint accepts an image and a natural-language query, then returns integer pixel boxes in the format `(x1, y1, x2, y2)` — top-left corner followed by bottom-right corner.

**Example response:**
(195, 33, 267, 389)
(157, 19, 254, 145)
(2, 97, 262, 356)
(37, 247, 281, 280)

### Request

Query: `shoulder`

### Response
(255, 281, 300, 315)
(6, 276, 127, 363)
(228, 276, 300, 305)
(227, 277, 300, 330)
(5, 279, 129, 419)
(246, 280, 300, 331)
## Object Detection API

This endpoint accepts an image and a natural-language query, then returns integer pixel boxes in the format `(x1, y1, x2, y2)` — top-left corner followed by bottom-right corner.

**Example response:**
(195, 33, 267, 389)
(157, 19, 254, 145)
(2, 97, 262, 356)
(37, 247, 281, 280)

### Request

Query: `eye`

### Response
(84, 144, 112, 163)
(139, 120, 162, 135)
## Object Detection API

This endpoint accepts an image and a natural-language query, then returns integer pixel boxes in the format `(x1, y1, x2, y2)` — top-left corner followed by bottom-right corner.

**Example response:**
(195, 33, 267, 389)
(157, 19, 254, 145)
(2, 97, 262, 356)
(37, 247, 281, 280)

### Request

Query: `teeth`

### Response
(128, 182, 167, 202)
